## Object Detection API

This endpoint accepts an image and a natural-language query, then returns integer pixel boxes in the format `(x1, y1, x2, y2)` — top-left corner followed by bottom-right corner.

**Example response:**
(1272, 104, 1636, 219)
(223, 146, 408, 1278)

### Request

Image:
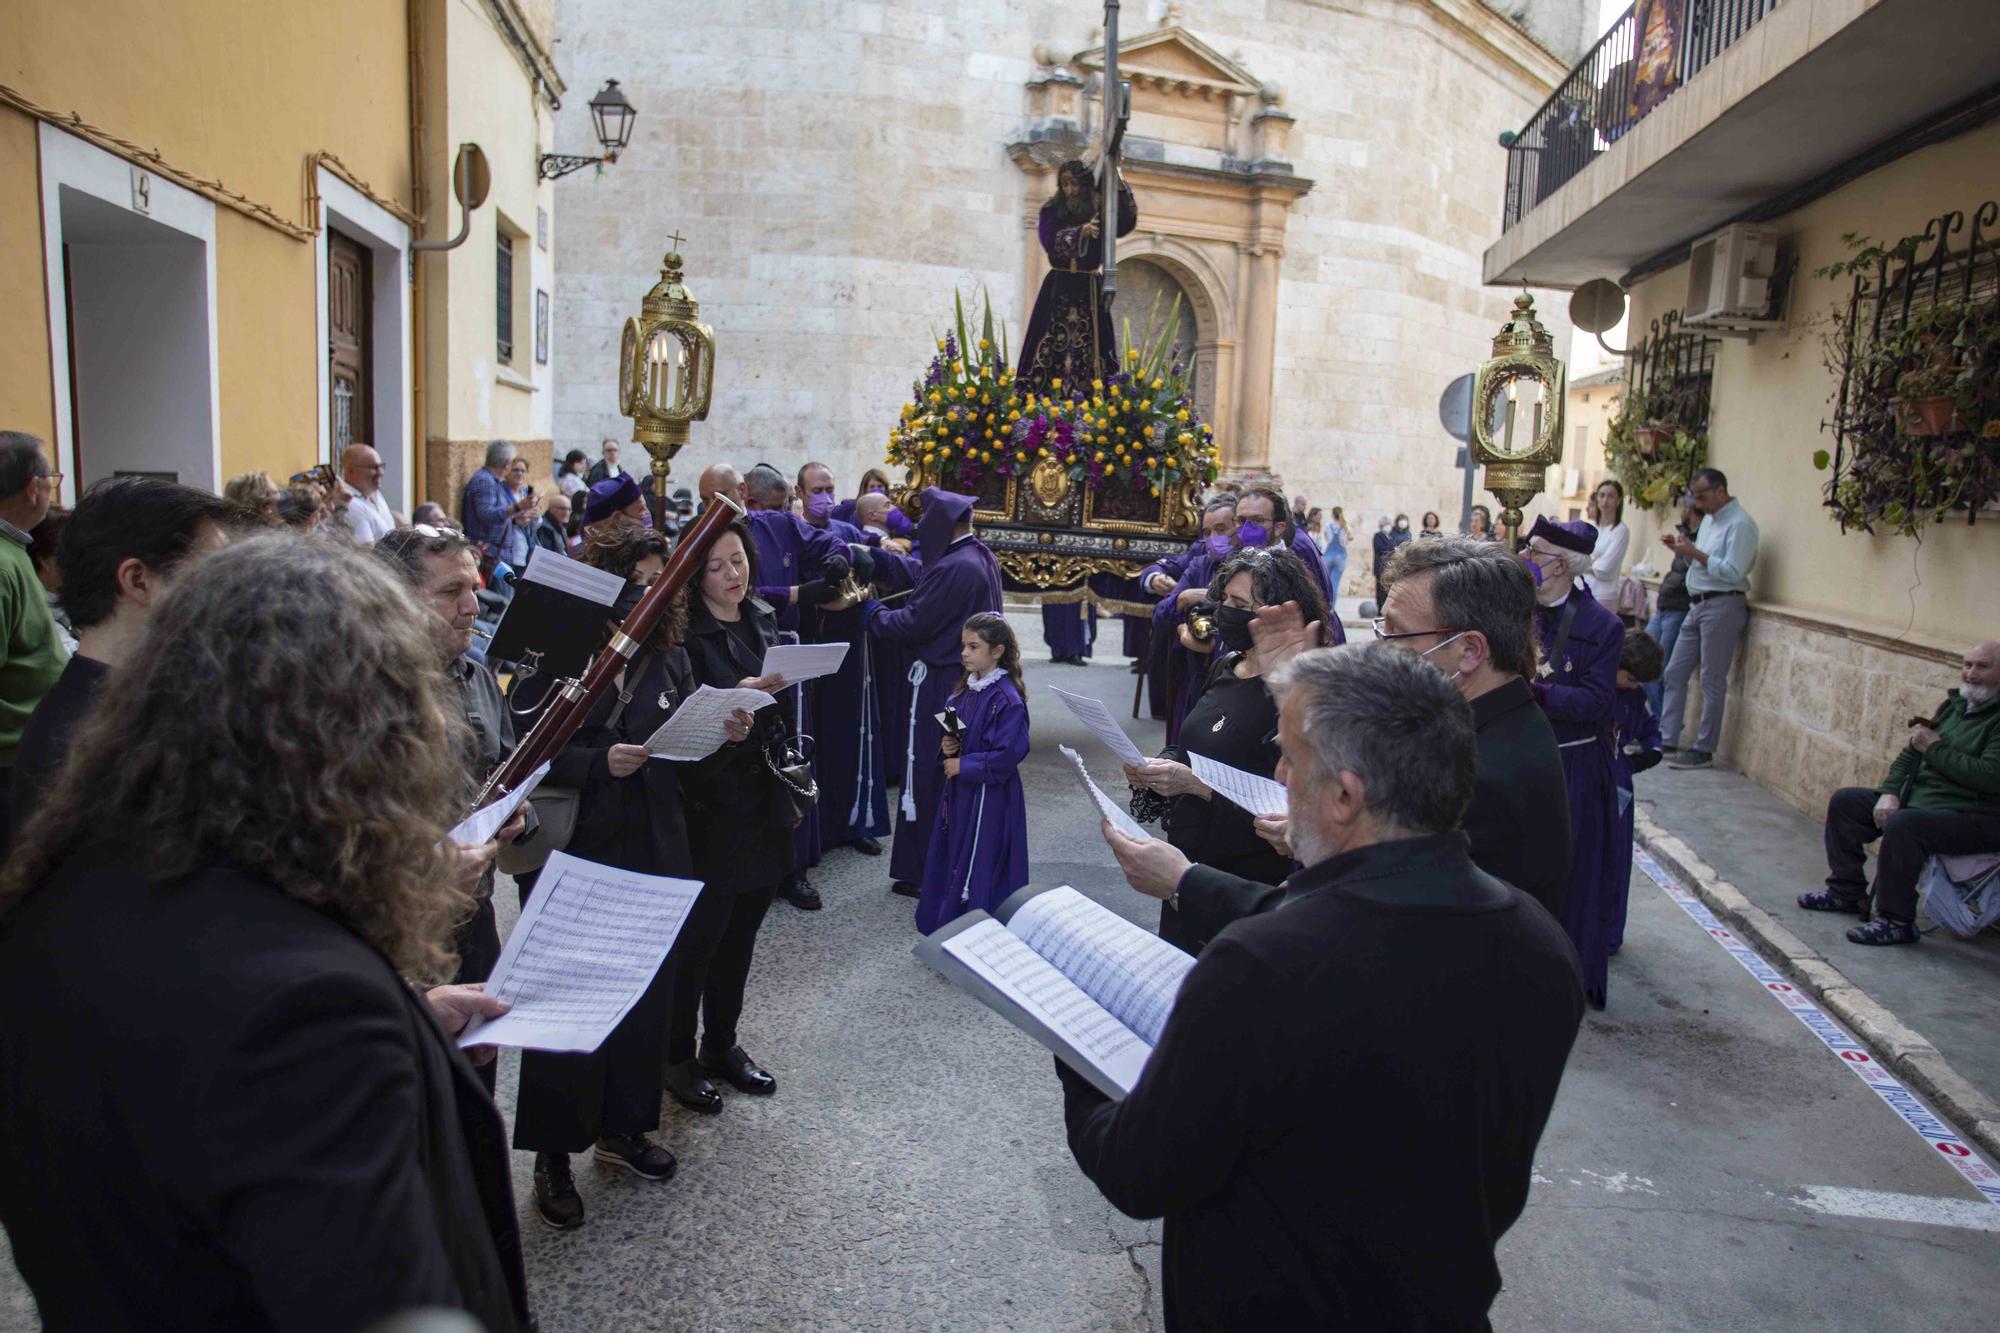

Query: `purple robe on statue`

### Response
(865, 489, 1003, 886)
(1533, 584, 1626, 1009)
(749, 508, 851, 874)
(916, 673, 1031, 934)
(1608, 686, 1662, 956)
(1042, 599, 1096, 660)
(1017, 179, 1139, 397)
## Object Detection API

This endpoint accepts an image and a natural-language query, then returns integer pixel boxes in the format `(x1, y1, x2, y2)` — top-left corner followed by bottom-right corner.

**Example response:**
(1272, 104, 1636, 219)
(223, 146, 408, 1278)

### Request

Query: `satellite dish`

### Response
(1569, 279, 1627, 335)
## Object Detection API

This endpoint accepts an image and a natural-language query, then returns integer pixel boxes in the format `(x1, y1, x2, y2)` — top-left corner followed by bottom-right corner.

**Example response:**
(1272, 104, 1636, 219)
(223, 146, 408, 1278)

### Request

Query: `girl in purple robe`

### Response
(916, 613, 1031, 935)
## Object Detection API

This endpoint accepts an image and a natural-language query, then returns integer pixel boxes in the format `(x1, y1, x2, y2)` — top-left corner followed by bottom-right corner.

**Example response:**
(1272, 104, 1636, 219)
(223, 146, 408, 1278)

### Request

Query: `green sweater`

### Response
(1880, 689, 2000, 814)
(0, 534, 67, 766)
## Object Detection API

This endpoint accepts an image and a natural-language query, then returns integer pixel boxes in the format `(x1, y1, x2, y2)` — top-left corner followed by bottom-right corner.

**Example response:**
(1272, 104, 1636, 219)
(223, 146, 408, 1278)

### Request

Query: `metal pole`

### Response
(1101, 0, 1120, 308)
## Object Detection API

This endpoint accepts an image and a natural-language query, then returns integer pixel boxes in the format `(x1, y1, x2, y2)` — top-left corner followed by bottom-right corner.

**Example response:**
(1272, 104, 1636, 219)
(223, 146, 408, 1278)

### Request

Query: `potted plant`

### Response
(1889, 325, 1964, 437)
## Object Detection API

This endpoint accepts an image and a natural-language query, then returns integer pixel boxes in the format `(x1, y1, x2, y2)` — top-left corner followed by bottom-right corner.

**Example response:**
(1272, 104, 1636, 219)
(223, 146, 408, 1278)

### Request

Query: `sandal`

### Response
(1797, 889, 1866, 915)
(1846, 917, 1919, 946)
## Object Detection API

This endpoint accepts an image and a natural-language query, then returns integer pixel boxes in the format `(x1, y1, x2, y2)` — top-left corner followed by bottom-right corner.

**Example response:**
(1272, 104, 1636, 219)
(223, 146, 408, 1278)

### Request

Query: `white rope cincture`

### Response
(850, 633, 874, 827)
(901, 660, 927, 822)
(960, 787, 989, 904)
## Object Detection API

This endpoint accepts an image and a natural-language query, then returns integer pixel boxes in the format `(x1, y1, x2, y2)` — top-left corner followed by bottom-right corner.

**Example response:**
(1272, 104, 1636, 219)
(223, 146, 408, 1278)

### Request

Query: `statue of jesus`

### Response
(1017, 159, 1139, 399)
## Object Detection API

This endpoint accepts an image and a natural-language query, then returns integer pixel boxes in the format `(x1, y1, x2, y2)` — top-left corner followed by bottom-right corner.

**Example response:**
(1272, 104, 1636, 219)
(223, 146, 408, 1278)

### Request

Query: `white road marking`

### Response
(1790, 1186, 2000, 1233)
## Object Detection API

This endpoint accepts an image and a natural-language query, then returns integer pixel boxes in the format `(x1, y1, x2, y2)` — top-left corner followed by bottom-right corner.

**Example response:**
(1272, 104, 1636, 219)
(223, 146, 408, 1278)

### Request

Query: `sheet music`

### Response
(642, 684, 777, 761)
(760, 641, 850, 684)
(939, 918, 1150, 1095)
(1050, 685, 1148, 767)
(1189, 752, 1290, 818)
(517, 548, 623, 606)
(458, 850, 702, 1053)
(1007, 885, 1194, 1048)
(447, 761, 551, 847)
(1059, 745, 1153, 843)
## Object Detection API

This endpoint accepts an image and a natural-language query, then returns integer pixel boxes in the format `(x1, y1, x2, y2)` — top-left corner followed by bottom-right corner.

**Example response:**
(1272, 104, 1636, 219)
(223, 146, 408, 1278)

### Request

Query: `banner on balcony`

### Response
(1628, 0, 1685, 119)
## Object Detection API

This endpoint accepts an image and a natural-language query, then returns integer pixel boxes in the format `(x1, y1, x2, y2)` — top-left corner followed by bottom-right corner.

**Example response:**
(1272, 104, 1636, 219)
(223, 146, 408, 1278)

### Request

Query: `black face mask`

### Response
(1214, 605, 1256, 654)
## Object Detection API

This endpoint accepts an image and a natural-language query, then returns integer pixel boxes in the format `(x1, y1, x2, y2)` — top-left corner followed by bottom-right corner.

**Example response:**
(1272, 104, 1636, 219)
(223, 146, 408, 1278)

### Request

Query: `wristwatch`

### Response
(1166, 890, 1180, 913)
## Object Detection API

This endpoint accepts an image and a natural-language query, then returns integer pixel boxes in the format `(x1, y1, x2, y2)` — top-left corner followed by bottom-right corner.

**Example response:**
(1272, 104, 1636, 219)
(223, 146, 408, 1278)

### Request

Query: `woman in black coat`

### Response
(1126, 547, 1330, 954)
(512, 527, 752, 1231)
(662, 518, 798, 1113)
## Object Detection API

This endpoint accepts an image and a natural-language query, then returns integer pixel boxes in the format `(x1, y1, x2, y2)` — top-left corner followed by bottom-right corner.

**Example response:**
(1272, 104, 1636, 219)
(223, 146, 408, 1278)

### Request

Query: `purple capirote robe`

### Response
(865, 509, 1003, 885)
(1042, 600, 1096, 659)
(916, 674, 1031, 934)
(1608, 686, 1663, 956)
(1533, 585, 1626, 1008)
(806, 519, 917, 848)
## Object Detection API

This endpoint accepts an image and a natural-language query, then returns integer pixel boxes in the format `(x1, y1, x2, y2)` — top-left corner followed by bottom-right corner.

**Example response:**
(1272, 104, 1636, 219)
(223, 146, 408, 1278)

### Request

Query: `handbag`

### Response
(762, 733, 819, 827)
(494, 661, 637, 876)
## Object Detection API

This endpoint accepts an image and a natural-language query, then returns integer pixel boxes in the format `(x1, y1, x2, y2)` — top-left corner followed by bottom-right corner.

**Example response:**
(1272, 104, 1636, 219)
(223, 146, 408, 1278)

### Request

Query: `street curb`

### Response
(1634, 810, 2000, 1164)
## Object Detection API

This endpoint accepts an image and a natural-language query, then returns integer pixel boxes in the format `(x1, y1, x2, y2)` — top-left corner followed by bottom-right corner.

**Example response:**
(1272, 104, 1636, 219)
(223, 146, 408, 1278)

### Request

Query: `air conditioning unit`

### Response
(1683, 223, 1783, 329)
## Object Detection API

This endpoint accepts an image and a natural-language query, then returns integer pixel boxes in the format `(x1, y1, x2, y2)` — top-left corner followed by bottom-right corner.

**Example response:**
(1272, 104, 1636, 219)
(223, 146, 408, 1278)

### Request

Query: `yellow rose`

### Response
(1127, 347, 1139, 361)
(1150, 485, 1160, 497)
(928, 393, 941, 406)
(1008, 410, 1021, 421)
(1142, 425, 1154, 439)
(1016, 450, 1028, 462)
(938, 446, 950, 457)
(1146, 456, 1157, 467)
(979, 338, 991, 351)
(952, 361, 964, 374)
(1117, 426, 1127, 436)
(1151, 378, 1163, 390)
(1093, 379, 1105, 391)
(985, 428, 995, 439)
(1037, 447, 1049, 458)
(1177, 432, 1192, 445)
(1094, 451, 1105, 463)
(981, 451, 992, 462)
(1176, 409, 1189, 421)
(923, 451, 935, 463)
(1051, 378, 1064, 390)
(936, 339, 947, 352)
(1167, 455, 1178, 467)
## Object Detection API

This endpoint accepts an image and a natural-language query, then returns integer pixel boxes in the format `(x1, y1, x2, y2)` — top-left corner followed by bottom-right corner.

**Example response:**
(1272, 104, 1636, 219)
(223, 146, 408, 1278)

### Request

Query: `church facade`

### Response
(550, 0, 1587, 566)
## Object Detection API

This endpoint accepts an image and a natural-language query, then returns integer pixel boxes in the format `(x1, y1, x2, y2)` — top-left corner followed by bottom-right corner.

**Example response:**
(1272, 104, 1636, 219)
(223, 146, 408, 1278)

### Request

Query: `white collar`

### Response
(964, 667, 1003, 692)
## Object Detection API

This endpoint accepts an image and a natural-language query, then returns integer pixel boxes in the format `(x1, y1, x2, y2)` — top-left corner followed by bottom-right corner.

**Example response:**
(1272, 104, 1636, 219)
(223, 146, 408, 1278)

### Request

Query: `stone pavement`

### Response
(1634, 764, 2000, 1158)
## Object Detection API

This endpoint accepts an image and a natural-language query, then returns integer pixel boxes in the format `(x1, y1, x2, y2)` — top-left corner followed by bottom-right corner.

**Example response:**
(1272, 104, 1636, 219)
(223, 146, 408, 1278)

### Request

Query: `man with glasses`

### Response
(0, 432, 67, 851)
(338, 442, 403, 545)
(1657, 467, 1758, 770)
(1102, 537, 1573, 943)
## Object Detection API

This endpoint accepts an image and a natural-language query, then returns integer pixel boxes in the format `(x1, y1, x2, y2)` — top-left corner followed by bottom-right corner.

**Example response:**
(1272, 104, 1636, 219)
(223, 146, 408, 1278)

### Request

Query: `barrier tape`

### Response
(1634, 848, 2000, 1211)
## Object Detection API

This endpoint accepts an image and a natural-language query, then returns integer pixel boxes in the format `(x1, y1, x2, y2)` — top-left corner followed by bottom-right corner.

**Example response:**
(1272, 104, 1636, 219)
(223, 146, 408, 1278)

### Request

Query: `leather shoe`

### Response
(891, 880, 920, 898)
(850, 836, 884, 856)
(533, 1152, 584, 1229)
(662, 1059, 722, 1114)
(700, 1043, 777, 1095)
(779, 874, 823, 911)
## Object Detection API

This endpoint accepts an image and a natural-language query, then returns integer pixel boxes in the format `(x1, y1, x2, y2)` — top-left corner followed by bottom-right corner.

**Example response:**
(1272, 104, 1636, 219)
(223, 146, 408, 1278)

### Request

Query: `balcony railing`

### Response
(1501, 0, 1786, 233)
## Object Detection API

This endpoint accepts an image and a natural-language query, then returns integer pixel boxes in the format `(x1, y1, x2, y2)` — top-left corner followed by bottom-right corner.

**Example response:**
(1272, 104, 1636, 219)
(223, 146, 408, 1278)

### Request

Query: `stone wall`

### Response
(1686, 605, 1961, 819)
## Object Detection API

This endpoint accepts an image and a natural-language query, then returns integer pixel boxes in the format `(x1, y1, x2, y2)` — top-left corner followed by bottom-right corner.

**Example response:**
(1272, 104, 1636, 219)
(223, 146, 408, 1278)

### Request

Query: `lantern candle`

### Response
(1503, 378, 1518, 455)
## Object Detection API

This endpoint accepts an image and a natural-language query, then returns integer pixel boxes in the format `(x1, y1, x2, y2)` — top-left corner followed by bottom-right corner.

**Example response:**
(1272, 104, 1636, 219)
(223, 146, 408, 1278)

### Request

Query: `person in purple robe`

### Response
(743, 464, 859, 911)
(1017, 160, 1139, 397)
(797, 464, 920, 858)
(1525, 517, 1628, 1009)
(864, 487, 1004, 897)
(1042, 597, 1096, 666)
(1140, 498, 1237, 721)
(1609, 628, 1665, 956)
(917, 613, 1032, 934)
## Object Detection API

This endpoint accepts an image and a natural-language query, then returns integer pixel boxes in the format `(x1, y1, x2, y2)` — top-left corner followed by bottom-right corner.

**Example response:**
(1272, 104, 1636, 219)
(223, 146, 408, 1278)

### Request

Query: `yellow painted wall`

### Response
(0, 109, 54, 442)
(0, 0, 412, 483)
(1620, 121, 2000, 649)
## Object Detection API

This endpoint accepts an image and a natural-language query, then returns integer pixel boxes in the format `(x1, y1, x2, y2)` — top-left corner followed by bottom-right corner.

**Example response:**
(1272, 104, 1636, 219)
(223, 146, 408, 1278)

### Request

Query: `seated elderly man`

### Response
(1800, 640, 2000, 945)
(1072, 642, 1583, 1327)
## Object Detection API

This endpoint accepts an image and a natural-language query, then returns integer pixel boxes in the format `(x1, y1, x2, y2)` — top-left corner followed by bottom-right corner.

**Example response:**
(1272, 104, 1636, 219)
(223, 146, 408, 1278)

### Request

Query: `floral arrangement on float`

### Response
(886, 290, 1219, 520)
(1603, 384, 1708, 512)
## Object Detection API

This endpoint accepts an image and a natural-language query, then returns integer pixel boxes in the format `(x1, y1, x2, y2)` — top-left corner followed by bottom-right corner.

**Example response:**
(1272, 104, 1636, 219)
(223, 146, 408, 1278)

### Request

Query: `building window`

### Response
(496, 231, 514, 363)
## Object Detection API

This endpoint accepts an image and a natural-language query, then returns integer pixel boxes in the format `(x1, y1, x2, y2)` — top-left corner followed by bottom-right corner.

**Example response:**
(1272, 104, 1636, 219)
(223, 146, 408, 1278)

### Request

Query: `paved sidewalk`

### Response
(1635, 765, 2000, 1156)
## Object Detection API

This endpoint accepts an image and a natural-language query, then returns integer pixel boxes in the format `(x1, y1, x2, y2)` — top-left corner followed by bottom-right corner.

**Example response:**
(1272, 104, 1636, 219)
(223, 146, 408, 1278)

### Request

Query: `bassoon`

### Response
(472, 491, 745, 809)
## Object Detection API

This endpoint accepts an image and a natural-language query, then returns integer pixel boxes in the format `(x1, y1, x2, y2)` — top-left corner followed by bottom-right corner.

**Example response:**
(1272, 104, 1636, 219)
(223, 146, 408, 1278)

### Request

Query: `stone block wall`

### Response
(1686, 606, 1961, 818)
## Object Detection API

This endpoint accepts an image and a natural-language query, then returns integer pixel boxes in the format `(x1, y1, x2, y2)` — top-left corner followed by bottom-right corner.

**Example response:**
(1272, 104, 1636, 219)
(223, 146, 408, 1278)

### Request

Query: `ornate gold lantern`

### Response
(1469, 292, 1566, 544)
(618, 241, 715, 484)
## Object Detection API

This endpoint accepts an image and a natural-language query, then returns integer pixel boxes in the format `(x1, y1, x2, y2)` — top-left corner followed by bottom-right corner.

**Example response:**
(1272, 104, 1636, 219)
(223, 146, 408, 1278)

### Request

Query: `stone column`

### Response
(1233, 241, 1280, 478)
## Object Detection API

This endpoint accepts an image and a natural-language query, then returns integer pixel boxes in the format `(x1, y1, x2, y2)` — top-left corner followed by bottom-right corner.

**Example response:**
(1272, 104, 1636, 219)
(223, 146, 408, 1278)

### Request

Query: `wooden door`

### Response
(328, 231, 372, 451)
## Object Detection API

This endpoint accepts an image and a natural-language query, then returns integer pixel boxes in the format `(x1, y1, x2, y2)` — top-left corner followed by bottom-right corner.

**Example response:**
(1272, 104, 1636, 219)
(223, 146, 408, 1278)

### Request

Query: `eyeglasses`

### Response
(412, 522, 461, 540)
(1371, 618, 1470, 643)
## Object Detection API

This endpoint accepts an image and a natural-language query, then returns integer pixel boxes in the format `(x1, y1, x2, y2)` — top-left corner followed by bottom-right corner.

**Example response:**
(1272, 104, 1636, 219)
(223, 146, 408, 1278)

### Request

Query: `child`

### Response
(916, 613, 1031, 934)
(1608, 627, 1666, 956)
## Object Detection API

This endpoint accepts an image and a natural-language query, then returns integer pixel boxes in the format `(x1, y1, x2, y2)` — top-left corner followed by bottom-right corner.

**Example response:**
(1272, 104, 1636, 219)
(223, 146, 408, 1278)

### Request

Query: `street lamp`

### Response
(539, 79, 637, 182)
(618, 236, 715, 484)
(1468, 292, 1566, 545)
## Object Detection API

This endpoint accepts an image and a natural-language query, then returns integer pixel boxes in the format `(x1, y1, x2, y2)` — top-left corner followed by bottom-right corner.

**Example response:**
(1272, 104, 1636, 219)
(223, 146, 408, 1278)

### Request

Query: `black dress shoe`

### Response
(891, 880, 920, 898)
(662, 1059, 722, 1114)
(779, 874, 823, 911)
(700, 1043, 777, 1095)
(850, 835, 884, 856)
(533, 1152, 584, 1229)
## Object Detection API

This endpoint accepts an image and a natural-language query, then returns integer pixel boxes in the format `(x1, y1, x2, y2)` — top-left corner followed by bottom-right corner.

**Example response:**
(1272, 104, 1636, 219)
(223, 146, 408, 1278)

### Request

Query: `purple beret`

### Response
(584, 474, 642, 525)
(1528, 515, 1596, 556)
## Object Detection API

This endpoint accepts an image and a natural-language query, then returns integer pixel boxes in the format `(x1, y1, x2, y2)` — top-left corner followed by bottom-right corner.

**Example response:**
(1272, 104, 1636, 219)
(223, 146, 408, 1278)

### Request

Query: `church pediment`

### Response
(1072, 24, 1265, 100)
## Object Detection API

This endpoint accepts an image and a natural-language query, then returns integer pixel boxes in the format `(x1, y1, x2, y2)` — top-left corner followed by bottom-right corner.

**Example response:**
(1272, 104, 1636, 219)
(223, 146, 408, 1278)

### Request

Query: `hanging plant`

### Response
(1605, 387, 1707, 511)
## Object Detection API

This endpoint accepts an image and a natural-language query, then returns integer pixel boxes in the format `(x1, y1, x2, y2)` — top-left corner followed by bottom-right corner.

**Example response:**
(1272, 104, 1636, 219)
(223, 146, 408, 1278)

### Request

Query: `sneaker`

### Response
(779, 874, 823, 912)
(1847, 917, 1919, 946)
(533, 1152, 584, 1229)
(1667, 750, 1712, 770)
(593, 1134, 678, 1181)
(1798, 889, 1867, 915)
